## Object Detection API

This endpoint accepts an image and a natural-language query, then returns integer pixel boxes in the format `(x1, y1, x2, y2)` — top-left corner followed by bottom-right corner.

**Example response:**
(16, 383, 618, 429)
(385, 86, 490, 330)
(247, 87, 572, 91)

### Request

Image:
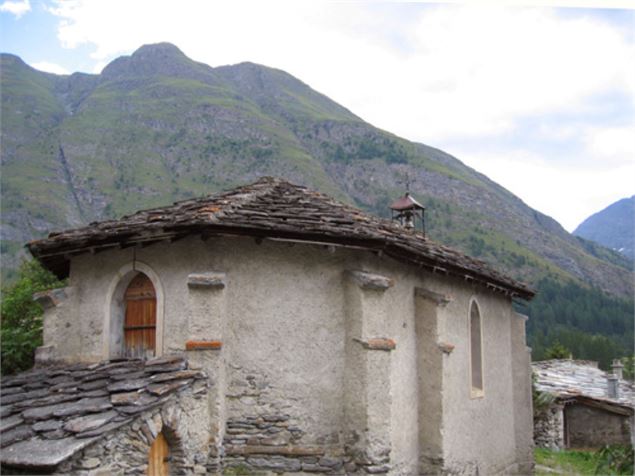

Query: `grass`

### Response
(535, 448, 599, 475)
(535, 446, 635, 475)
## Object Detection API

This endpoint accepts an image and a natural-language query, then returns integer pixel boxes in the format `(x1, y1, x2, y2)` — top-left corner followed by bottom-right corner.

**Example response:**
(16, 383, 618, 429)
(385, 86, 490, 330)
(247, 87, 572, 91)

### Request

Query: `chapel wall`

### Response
(433, 275, 522, 475)
(54, 234, 532, 475)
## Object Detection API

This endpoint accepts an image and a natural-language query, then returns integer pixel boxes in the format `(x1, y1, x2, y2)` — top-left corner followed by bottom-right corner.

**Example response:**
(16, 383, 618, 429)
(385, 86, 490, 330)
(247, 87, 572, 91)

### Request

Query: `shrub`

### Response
(1, 260, 64, 375)
(595, 445, 634, 475)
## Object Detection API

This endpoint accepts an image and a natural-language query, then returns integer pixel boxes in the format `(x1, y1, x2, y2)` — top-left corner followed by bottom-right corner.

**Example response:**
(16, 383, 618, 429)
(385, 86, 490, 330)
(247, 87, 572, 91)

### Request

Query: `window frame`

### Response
(104, 261, 164, 360)
(468, 297, 485, 398)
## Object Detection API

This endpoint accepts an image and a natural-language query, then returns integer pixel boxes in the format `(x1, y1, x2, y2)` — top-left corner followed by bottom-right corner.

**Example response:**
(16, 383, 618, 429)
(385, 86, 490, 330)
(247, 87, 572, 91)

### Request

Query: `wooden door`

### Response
(147, 431, 169, 476)
(124, 273, 156, 358)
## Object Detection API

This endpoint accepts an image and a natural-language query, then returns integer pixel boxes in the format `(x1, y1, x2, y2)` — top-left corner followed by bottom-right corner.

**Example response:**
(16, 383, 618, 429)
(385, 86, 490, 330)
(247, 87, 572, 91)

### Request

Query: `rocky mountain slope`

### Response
(574, 196, 634, 262)
(1, 43, 632, 301)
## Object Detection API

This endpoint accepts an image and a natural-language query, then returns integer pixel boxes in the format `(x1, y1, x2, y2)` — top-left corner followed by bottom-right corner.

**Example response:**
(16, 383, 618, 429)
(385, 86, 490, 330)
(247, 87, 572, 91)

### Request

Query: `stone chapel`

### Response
(0, 177, 535, 475)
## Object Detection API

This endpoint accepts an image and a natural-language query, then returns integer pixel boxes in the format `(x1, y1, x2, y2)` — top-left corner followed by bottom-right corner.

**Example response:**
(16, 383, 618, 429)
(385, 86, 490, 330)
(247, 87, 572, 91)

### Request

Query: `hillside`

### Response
(1, 43, 633, 362)
(574, 196, 634, 262)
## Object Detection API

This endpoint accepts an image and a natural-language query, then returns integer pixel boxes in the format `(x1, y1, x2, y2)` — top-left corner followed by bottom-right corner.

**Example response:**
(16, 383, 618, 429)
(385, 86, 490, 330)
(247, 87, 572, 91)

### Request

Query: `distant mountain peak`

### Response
(574, 196, 634, 261)
(101, 42, 208, 81)
(134, 42, 185, 56)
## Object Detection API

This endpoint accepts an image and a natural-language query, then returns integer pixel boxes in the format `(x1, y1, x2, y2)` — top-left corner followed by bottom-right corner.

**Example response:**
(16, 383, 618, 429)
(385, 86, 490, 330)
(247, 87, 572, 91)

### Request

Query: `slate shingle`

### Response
(0, 357, 206, 470)
(533, 359, 635, 413)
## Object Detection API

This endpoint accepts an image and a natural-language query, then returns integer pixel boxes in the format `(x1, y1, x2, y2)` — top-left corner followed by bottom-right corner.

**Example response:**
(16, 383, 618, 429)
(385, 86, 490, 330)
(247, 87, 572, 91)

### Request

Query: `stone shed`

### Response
(2, 177, 536, 474)
(533, 359, 635, 450)
(0, 356, 211, 474)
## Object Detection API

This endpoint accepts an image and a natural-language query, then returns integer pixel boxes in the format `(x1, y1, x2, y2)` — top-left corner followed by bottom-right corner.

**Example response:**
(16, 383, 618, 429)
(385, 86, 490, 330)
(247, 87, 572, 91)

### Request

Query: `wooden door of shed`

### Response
(124, 273, 156, 358)
(147, 431, 169, 476)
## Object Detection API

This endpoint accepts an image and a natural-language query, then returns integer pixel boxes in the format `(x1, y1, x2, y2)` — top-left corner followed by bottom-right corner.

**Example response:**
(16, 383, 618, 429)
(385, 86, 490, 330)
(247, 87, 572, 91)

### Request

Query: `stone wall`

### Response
(54, 388, 213, 475)
(534, 404, 564, 449)
(221, 365, 346, 473)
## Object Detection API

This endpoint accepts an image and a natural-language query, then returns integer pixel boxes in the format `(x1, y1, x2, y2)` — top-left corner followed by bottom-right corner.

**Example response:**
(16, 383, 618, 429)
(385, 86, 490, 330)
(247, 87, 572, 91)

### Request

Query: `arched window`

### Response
(105, 262, 164, 359)
(148, 431, 170, 476)
(123, 273, 156, 358)
(470, 300, 484, 396)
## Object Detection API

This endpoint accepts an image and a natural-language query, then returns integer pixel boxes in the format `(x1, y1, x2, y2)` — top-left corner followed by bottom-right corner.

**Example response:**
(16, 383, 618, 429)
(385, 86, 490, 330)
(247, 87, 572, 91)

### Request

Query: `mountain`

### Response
(1, 43, 633, 362)
(573, 197, 634, 262)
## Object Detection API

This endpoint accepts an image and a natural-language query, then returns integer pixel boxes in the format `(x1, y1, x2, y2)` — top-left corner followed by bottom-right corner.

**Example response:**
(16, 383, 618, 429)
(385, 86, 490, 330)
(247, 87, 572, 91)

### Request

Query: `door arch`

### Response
(123, 272, 156, 358)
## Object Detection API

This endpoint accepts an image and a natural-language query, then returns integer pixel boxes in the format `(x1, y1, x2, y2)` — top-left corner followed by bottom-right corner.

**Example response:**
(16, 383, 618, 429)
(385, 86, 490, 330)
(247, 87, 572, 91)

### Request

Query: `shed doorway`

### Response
(147, 431, 170, 476)
(123, 273, 157, 358)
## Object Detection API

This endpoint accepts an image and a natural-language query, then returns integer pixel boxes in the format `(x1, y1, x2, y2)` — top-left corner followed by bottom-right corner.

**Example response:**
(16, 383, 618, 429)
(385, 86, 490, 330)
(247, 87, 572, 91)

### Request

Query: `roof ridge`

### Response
(187, 176, 288, 221)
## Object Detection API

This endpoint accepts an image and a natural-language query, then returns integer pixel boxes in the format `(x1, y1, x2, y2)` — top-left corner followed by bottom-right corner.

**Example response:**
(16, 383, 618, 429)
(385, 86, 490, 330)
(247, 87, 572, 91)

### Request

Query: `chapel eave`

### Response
(27, 177, 535, 301)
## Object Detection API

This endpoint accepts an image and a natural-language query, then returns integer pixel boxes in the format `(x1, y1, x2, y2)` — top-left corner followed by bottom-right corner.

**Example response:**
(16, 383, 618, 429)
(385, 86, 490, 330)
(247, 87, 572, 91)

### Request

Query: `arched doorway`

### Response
(147, 431, 170, 476)
(123, 273, 157, 358)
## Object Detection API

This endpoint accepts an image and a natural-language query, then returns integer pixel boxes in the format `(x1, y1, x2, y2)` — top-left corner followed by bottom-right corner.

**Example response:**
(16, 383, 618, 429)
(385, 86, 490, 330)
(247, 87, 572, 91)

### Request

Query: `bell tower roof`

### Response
(390, 192, 425, 211)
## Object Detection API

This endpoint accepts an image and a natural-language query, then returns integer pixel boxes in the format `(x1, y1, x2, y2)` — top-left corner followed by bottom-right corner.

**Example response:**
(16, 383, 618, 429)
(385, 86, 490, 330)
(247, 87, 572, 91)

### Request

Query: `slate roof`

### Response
(533, 359, 635, 413)
(28, 177, 534, 300)
(0, 356, 205, 471)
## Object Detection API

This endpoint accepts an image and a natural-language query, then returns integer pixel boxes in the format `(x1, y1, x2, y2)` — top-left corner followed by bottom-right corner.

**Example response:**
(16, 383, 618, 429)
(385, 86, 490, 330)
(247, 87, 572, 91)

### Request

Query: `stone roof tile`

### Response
(0, 357, 205, 471)
(28, 177, 534, 300)
(532, 359, 634, 411)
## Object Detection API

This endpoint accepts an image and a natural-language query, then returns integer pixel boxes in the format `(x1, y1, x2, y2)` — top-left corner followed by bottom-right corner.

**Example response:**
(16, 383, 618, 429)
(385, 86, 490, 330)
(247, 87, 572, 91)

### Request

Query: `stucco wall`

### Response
(39, 234, 532, 474)
(430, 275, 522, 475)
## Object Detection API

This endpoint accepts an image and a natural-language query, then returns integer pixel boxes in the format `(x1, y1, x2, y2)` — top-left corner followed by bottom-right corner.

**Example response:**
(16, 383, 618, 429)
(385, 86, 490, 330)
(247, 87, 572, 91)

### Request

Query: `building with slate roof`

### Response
(533, 359, 635, 450)
(2, 177, 535, 475)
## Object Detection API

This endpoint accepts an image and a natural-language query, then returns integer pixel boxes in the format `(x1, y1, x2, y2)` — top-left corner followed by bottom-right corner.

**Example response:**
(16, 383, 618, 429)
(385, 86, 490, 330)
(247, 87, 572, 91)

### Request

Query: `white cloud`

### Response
(44, 1, 634, 229)
(584, 125, 635, 167)
(0, 0, 30, 18)
(451, 147, 635, 232)
(30, 61, 69, 75)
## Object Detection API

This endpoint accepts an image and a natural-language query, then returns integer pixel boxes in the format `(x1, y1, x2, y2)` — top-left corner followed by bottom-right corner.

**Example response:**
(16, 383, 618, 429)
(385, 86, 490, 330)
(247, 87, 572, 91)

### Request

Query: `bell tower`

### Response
(390, 192, 425, 234)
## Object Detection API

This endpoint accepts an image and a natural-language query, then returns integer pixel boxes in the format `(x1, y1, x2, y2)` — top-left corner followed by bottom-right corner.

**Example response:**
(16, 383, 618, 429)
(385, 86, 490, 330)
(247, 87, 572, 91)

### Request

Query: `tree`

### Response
(544, 340, 570, 359)
(621, 356, 635, 381)
(1, 259, 64, 375)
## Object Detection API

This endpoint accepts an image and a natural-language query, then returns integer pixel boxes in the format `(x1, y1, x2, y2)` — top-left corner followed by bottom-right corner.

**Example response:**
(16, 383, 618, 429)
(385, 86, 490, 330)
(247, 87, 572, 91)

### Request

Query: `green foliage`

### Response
(595, 445, 634, 475)
(575, 236, 632, 271)
(621, 356, 635, 381)
(535, 448, 599, 475)
(1, 260, 64, 375)
(532, 372, 556, 417)
(322, 134, 409, 164)
(545, 341, 571, 359)
(516, 278, 634, 369)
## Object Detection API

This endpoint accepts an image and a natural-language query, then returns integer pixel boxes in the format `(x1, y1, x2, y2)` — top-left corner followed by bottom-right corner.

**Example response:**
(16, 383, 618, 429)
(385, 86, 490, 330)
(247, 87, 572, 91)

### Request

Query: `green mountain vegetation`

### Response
(1, 43, 633, 367)
(516, 278, 633, 368)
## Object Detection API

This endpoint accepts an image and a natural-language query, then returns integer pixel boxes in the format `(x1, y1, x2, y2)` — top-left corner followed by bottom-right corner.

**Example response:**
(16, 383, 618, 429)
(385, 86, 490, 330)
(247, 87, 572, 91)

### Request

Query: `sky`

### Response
(1, 1, 633, 232)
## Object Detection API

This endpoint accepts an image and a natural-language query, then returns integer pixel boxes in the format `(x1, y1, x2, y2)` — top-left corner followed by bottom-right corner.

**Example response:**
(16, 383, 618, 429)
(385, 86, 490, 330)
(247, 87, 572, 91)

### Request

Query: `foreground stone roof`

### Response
(28, 177, 534, 300)
(0, 356, 205, 471)
(533, 359, 634, 412)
